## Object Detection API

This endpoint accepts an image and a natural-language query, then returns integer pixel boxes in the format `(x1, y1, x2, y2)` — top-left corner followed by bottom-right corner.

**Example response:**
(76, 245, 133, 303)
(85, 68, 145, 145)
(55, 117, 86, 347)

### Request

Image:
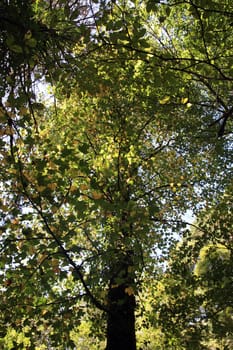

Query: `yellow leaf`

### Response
(19, 107, 29, 115)
(29, 246, 36, 255)
(80, 184, 89, 191)
(41, 309, 48, 316)
(51, 259, 59, 268)
(70, 185, 78, 192)
(0, 107, 5, 117)
(0, 129, 6, 136)
(38, 253, 47, 264)
(181, 97, 188, 104)
(11, 218, 19, 225)
(47, 183, 56, 190)
(39, 129, 48, 138)
(51, 206, 58, 213)
(0, 204, 8, 212)
(17, 240, 23, 250)
(159, 96, 170, 105)
(24, 30, 32, 40)
(37, 185, 46, 192)
(92, 191, 103, 200)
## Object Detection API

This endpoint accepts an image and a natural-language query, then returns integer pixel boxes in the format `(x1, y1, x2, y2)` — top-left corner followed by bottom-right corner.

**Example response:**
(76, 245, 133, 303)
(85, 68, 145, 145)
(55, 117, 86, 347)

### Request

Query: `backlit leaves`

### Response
(0, 0, 233, 348)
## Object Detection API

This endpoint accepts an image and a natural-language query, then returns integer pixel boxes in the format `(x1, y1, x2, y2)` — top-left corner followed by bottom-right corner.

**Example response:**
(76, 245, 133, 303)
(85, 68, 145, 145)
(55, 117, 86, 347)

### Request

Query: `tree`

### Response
(156, 183, 233, 349)
(0, 0, 233, 349)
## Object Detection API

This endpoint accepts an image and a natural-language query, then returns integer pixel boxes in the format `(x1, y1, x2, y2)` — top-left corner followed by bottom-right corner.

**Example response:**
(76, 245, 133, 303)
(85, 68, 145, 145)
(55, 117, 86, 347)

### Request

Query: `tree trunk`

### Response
(106, 273, 136, 349)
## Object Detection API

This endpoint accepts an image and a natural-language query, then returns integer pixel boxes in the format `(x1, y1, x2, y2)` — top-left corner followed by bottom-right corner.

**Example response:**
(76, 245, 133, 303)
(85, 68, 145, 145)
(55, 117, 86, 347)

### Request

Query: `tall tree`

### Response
(0, 0, 233, 348)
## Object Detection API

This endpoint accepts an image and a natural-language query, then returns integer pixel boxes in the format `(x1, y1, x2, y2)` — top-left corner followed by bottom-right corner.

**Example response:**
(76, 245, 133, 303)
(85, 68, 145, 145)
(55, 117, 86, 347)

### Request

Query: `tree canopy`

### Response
(0, 0, 232, 349)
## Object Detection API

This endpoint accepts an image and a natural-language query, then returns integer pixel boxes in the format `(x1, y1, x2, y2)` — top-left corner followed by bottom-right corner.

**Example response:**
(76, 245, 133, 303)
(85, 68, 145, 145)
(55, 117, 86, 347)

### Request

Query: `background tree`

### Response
(156, 183, 233, 349)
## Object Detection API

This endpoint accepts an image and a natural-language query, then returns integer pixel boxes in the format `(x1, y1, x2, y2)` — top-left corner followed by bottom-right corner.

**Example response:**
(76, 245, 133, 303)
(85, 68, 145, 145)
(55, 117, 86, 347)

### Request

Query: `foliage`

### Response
(0, 0, 233, 348)
(156, 183, 233, 349)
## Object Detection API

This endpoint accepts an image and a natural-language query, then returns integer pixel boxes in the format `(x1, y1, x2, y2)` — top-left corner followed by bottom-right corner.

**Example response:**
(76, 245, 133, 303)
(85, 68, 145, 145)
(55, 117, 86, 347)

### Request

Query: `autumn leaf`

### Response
(125, 286, 134, 296)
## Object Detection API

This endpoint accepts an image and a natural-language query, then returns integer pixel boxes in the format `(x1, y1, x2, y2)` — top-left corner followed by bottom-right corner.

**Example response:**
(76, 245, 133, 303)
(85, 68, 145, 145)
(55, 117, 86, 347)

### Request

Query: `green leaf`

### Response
(25, 37, 37, 48)
(146, 0, 160, 12)
(9, 44, 23, 53)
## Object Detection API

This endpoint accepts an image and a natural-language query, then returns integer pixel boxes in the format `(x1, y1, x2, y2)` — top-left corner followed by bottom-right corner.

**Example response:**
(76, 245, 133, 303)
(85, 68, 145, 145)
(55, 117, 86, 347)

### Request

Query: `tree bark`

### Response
(106, 268, 136, 350)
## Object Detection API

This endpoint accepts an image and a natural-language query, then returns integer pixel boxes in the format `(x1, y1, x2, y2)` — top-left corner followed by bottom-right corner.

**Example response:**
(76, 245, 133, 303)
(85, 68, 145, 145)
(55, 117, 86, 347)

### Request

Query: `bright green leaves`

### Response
(0, 327, 31, 349)
(160, 181, 233, 348)
(194, 244, 231, 281)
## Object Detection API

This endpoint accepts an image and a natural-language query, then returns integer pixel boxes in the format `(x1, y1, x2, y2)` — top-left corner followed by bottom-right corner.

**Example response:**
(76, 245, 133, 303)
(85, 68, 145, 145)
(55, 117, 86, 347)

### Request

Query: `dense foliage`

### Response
(0, 0, 232, 349)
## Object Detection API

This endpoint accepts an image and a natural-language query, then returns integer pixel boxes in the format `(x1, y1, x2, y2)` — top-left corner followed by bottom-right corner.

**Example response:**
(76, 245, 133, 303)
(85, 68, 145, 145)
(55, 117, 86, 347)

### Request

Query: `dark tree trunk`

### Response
(105, 206, 137, 349)
(106, 268, 136, 350)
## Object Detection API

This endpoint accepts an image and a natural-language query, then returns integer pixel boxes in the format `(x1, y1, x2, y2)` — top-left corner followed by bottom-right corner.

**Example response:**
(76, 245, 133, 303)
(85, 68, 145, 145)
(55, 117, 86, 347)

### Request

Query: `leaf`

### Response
(181, 97, 188, 104)
(146, 0, 160, 12)
(125, 286, 134, 296)
(24, 30, 32, 40)
(159, 96, 170, 104)
(37, 185, 46, 192)
(9, 44, 23, 54)
(25, 37, 37, 48)
(47, 183, 57, 191)
(80, 184, 89, 191)
(91, 191, 103, 200)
